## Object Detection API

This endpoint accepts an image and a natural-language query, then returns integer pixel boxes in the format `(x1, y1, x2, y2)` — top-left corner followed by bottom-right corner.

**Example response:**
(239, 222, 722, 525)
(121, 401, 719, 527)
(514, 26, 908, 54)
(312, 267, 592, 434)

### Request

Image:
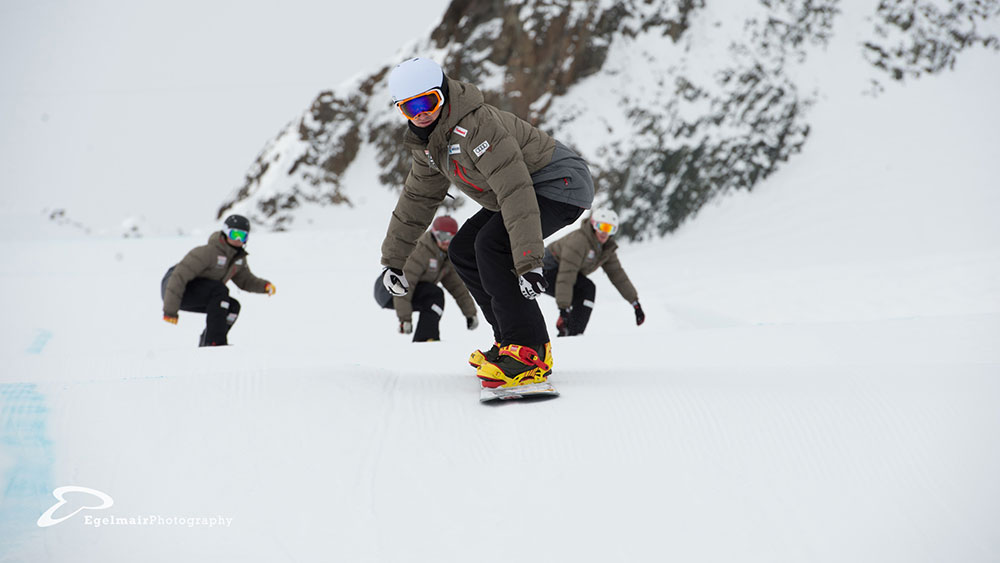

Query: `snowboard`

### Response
(480, 381, 559, 402)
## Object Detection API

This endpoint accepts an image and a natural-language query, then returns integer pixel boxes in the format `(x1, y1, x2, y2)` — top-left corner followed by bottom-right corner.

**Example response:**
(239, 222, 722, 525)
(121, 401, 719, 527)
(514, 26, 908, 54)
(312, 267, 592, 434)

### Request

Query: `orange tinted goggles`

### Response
(396, 89, 444, 120)
(594, 221, 618, 235)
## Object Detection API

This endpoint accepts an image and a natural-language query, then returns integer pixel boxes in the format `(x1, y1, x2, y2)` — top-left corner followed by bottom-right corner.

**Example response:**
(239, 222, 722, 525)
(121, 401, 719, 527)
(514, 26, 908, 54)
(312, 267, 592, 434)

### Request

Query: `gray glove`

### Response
(399, 320, 413, 334)
(382, 267, 409, 296)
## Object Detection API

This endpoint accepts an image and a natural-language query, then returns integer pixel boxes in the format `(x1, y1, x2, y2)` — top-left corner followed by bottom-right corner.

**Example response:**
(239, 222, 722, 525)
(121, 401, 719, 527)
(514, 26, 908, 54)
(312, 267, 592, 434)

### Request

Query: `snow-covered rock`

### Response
(217, 0, 999, 238)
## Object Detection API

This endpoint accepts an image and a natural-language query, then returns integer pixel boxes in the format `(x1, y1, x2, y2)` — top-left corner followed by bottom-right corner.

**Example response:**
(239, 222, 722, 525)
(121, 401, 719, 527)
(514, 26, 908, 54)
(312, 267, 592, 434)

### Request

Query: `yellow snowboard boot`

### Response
(539, 341, 553, 378)
(469, 342, 500, 369)
(477, 344, 550, 388)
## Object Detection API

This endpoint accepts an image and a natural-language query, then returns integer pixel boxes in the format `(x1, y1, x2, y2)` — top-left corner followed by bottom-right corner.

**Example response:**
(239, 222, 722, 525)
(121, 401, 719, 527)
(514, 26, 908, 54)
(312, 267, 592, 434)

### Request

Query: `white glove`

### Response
(382, 267, 409, 296)
(399, 320, 413, 334)
(518, 267, 547, 300)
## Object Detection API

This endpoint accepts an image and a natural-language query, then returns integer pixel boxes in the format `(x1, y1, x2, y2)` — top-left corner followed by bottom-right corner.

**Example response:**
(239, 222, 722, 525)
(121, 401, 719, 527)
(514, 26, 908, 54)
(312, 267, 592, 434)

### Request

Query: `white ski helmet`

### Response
(590, 208, 620, 235)
(388, 58, 444, 103)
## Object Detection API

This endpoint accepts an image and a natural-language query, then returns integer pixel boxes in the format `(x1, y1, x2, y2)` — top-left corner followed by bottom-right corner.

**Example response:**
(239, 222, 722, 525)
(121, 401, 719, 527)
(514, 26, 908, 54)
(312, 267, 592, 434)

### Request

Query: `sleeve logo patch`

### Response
(424, 149, 438, 170)
(454, 126, 468, 137)
(448, 144, 461, 155)
(473, 141, 490, 158)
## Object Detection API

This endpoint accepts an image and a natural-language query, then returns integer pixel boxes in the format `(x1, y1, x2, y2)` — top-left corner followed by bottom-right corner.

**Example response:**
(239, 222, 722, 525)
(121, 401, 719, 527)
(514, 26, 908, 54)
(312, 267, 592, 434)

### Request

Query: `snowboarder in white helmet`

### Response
(160, 214, 277, 346)
(541, 208, 645, 336)
(590, 208, 619, 231)
(373, 215, 479, 342)
(378, 57, 595, 394)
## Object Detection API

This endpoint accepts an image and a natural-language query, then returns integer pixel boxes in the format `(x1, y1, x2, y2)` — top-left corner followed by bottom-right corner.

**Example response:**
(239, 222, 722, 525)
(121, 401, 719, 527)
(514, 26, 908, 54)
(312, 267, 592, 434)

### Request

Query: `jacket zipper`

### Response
(453, 162, 483, 192)
(224, 248, 246, 283)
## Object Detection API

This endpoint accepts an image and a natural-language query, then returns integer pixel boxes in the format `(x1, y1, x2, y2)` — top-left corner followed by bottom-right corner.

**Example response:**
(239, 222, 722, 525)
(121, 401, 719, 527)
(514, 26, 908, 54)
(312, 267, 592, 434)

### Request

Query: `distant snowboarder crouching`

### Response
(160, 214, 276, 346)
(374, 215, 479, 342)
(542, 208, 645, 336)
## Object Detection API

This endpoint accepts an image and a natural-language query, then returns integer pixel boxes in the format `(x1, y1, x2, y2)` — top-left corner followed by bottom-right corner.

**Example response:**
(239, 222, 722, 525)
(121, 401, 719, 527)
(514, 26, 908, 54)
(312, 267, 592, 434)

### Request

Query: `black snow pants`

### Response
(161, 269, 240, 346)
(378, 281, 445, 342)
(448, 196, 584, 349)
(542, 268, 595, 336)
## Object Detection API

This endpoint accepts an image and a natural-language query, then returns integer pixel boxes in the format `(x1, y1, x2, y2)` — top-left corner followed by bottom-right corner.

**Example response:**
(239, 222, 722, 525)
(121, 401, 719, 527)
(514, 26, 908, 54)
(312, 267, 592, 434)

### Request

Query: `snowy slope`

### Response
(2, 34, 999, 562)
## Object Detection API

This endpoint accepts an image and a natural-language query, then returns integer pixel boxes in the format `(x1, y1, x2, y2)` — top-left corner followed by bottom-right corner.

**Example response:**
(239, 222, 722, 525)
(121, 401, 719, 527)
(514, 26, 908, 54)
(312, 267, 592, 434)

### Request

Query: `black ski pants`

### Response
(542, 268, 595, 335)
(161, 270, 240, 346)
(449, 196, 584, 349)
(378, 281, 445, 342)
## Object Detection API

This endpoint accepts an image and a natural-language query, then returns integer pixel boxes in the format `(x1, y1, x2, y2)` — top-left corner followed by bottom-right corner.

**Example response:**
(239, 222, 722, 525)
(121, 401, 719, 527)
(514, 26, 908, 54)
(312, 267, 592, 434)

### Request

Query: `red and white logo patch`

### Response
(453, 126, 468, 137)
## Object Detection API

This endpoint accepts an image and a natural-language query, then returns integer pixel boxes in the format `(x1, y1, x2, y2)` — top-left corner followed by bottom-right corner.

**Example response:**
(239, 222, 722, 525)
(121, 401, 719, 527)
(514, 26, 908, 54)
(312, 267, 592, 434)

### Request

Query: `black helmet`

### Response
(224, 214, 251, 232)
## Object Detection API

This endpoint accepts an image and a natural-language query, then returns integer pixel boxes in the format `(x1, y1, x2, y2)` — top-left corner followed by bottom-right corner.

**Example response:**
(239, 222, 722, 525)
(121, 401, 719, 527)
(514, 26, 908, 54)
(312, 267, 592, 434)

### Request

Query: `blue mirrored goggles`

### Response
(396, 89, 444, 120)
(227, 228, 249, 242)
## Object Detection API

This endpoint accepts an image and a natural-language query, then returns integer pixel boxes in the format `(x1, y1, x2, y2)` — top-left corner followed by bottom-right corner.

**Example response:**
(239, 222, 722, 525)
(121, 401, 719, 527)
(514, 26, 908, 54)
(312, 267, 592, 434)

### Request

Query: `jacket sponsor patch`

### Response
(587, 250, 596, 260)
(448, 144, 461, 155)
(473, 141, 490, 158)
(217, 256, 227, 267)
(429, 258, 439, 270)
(454, 126, 468, 137)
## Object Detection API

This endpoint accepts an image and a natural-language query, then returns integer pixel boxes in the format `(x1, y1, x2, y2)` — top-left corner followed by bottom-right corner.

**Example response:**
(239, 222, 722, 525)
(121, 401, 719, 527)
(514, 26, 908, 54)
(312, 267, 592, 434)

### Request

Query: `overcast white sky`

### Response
(0, 0, 449, 234)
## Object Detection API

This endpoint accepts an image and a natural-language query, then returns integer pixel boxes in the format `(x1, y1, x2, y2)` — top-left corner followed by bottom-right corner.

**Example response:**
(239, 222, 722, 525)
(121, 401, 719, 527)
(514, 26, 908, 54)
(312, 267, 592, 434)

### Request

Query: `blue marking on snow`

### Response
(0, 383, 55, 559)
(25, 330, 52, 355)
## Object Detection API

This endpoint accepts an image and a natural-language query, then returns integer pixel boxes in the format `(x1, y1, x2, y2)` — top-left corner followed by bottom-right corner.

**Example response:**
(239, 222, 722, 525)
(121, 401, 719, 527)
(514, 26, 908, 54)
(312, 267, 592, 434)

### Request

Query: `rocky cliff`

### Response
(218, 0, 998, 238)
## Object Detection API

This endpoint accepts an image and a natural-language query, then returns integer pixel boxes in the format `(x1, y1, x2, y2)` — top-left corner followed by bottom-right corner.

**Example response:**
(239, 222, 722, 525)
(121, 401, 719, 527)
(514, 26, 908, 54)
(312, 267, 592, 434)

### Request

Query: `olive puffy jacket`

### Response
(381, 78, 593, 276)
(393, 231, 477, 323)
(544, 220, 638, 310)
(162, 232, 270, 316)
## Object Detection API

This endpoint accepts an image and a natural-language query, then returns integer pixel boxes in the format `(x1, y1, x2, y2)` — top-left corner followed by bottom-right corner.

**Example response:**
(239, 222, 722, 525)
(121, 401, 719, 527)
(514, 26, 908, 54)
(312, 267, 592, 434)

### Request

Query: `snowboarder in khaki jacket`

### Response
(160, 215, 275, 346)
(377, 57, 594, 390)
(543, 209, 646, 336)
(374, 216, 479, 342)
